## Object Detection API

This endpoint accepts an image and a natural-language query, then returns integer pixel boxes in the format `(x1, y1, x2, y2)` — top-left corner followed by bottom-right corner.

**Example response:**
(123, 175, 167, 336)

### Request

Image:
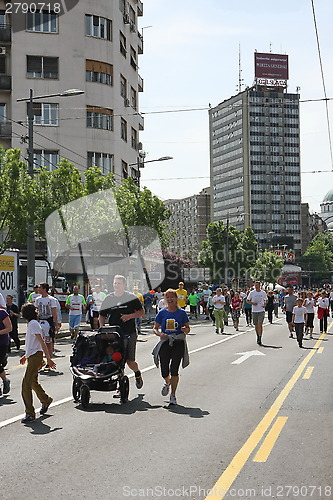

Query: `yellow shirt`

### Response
(176, 288, 188, 308)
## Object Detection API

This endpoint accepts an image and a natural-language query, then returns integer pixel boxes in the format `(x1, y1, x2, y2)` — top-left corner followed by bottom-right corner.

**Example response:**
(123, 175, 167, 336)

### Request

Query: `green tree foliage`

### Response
(249, 251, 284, 285)
(301, 232, 333, 280)
(198, 221, 258, 283)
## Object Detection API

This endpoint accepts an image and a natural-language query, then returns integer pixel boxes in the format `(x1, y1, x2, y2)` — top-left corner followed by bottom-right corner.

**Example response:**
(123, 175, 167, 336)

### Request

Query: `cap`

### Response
(150, 290, 155, 294)
(179, 282, 184, 285)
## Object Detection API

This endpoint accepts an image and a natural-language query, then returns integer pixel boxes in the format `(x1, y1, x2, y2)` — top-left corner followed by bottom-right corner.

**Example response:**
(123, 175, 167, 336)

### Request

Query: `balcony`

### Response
(138, 74, 144, 92)
(0, 121, 12, 138)
(138, 32, 143, 54)
(0, 75, 11, 91)
(137, 0, 143, 17)
(0, 24, 11, 44)
(138, 113, 144, 131)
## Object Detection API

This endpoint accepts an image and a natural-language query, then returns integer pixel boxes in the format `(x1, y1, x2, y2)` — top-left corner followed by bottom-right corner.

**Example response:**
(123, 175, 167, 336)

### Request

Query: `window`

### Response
(27, 10, 58, 33)
(86, 60, 113, 86)
(121, 118, 127, 141)
(87, 152, 114, 174)
(27, 56, 58, 79)
(130, 46, 137, 69)
(0, 56, 5, 74)
(33, 150, 59, 170)
(130, 87, 137, 109)
(122, 161, 128, 179)
(87, 106, 113, 131)
(131, 127, 137, 150)
(85, 14, 112, 41)
(120, 74, 127, 98)
(0, 103, 6, 120)
(120, 31, 127, 56)
(30, 102, 58, 126)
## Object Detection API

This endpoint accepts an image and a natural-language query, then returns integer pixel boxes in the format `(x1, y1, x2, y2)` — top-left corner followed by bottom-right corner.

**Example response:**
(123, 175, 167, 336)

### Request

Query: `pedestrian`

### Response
(207, 291, 215, 324)
(202, 284, 212, 319)
(273, 291, 279, 318)
(65, 285, 86, 340)
(317, 290, 329, 334)
(292, 298, 308, 348)
(283, 286, 298, 339)
(27, 285, 41, 305)
(6, 295, 20, 351)
(154, 286, 163, 314)
(244, 290, 252, 326)
(231, 291, 242, 331)
(266, 291, 274, 324)
(152, 288, 190, 406)
(99, 275, 145, 389)
(90, 284, 106, 330)
(143, 289, 155, 323)
(246, 281, 267, 346)
(304, 291, 315, 339)
(188, 289, 198, 319)
(0, 307, 12, 397)
(329, 288, 333, 314)
(223, 288, 230, 326)
(212, 288, 226, 334)
(35, 283, 59, 367)
(133, 286, 144, 334)
(175, 282, 188, 310)
(20, 303, 56, 423)
(157, 293, 166, 311)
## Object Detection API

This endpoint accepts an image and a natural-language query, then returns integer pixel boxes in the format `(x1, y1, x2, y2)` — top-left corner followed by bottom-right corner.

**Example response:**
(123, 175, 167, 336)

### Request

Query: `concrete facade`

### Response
(164, 187, 211, 260)
(301, 202, 327, 254)
(0, 0, 144, 182)
(209, 85, 302, 255)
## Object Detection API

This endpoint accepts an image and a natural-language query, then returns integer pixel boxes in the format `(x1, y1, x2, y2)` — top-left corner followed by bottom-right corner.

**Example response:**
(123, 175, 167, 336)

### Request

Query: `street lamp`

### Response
(17, 88, 84, 291)
(129, 155, 173, 185)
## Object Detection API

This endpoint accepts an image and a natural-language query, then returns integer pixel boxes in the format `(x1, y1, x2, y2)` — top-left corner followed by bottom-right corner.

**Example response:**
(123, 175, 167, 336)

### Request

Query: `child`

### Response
(292, 298, 308, 348)
(20, 303, 56, 423)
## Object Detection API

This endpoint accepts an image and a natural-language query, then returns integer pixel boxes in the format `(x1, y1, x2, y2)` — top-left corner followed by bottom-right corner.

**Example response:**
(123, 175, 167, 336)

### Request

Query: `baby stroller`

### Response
(69, 326, 129, 408)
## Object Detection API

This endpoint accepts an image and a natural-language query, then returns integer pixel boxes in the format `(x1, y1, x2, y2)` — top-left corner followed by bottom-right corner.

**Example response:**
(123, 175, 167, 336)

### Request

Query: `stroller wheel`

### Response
(80, 384, 90, 408)
(72, 378, 81, 403)
(119, 375, 129, 403)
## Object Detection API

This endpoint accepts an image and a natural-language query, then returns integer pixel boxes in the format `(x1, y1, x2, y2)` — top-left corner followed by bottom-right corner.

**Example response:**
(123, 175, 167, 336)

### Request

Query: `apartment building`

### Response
(0, 0, 144, 182)
(209, 84, 302, 254)
(164, 187, 211, 260)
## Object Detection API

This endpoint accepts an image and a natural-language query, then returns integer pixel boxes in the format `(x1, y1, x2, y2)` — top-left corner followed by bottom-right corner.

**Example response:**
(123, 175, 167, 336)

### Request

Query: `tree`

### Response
(249, 251, 284, 286)
(301, 233, 333, 281)
(198, 221, 258, 284)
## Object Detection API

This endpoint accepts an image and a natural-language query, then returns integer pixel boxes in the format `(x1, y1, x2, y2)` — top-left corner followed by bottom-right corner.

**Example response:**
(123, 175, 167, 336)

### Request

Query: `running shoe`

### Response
(135, 371, 143, 389)
(169, 394, 177, 405)
(161, 383, 170, 396)
(3, 379, 10, 394)
(21, 415, 35, 423)
(40, 397, 53, 415)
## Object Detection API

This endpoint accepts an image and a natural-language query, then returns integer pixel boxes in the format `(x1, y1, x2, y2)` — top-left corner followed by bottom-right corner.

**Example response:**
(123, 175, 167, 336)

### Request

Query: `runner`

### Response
(35, 283, 59, 368)
(247, 281, 267, 346)
(65, 285, 86, 340)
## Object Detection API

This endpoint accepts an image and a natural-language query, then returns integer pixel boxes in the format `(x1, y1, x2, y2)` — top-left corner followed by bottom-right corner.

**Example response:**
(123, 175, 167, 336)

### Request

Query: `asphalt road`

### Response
(1, 314, 333, 500)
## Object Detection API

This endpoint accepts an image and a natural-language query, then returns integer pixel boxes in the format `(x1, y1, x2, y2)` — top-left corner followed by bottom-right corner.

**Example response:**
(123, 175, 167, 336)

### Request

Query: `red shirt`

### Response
(231, 298, 242, 310)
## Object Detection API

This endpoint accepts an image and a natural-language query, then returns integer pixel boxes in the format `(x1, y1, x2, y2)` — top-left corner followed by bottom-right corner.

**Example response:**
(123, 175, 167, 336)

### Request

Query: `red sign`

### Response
(254, 52, 289, 80)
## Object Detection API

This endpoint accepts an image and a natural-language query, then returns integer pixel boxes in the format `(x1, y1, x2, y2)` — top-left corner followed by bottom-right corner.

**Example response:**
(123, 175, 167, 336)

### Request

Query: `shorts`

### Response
(252, 311, 265, 325)
(306, 312, 314, 328)
(125, 333, 138, 362)
(286, 311, 293, 324)
(69, 314, 82, 330)
(39, 319, 55, 343)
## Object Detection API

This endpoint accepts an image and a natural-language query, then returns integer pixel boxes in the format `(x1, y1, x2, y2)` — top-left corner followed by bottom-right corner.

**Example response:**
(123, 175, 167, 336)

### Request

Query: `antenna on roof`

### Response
(236, 43, 244, 93)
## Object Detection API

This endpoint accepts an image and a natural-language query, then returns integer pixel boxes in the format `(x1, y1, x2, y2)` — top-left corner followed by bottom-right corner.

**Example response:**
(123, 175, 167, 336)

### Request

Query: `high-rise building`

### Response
(0, 0, 144, 182)
(164, 187, 211, 260)
(209, 53, 302, 255)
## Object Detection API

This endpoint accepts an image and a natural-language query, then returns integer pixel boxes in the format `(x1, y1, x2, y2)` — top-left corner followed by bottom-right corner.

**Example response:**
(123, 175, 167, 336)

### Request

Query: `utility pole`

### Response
(26, 89, 35, 291)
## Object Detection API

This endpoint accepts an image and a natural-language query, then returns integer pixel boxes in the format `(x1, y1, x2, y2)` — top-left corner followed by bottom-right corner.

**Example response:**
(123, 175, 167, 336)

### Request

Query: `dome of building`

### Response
(323, 189, 333, 202)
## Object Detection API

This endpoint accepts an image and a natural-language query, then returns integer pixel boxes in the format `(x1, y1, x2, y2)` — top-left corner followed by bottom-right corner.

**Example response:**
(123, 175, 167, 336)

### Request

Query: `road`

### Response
(1, 314, 333, 500)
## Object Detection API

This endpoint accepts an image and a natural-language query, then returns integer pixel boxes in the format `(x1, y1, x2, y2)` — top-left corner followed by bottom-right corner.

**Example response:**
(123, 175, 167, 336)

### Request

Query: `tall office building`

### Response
(209, 52, 302, 255)
(0, 0, 144, 182)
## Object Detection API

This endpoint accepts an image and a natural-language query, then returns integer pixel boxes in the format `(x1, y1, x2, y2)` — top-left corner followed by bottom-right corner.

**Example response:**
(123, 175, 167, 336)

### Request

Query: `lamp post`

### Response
(130, 155, 173, 185)
(17, 88, 84, 291)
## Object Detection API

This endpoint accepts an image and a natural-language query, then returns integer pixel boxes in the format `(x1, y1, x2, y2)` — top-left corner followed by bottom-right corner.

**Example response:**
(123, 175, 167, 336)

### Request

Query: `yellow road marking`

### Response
(317, 346, 324, 354)
(303, 366, 314, 379)
(204, 331, 328, 500)
(253, 416, 288, 462)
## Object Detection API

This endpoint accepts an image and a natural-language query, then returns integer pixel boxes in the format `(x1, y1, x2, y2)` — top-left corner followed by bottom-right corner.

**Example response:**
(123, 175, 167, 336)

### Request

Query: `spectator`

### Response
(6, 295, 20, 351)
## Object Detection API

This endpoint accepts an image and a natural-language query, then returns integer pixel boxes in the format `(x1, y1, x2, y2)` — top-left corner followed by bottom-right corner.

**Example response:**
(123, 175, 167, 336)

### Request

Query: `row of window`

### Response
(33, 148, 138, 179)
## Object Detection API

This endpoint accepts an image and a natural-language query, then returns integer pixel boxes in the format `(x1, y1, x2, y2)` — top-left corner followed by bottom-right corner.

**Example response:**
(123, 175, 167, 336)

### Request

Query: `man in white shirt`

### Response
(247, 281, 267, 346)
(65, 285, 86, 340)
(89, 285, 106, 330)
(35, 283, 59, 366)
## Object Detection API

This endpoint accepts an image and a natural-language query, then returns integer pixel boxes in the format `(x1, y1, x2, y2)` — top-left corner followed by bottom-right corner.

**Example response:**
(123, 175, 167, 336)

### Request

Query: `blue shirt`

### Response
(155, 308, 189, 335)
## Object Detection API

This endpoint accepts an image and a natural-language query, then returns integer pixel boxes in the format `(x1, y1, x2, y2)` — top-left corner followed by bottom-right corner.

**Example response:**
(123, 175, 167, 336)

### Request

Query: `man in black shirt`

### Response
(6, 295, 20, 351)
(99, 275, 145, 389)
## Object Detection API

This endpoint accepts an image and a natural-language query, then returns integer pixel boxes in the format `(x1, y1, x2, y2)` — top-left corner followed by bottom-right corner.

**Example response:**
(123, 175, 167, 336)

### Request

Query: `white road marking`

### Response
(231, 350, 266, 365)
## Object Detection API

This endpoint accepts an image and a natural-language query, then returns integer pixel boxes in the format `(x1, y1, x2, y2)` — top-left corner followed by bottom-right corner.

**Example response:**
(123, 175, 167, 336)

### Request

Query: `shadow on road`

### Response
(74, 394, 163, 415)
(27, 415, 62, 435)
(261, 344, 282, 349)
(164, 404, 210, 418)
(0, 396, 17, 407)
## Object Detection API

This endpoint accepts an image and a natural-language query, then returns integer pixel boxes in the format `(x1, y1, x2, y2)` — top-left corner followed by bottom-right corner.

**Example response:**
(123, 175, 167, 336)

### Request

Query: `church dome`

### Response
(323, 189, 333, 202)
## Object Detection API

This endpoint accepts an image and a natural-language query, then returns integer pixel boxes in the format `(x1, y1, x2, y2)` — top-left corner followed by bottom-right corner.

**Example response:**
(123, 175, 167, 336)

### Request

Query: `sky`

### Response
(138, 0, 333, 213)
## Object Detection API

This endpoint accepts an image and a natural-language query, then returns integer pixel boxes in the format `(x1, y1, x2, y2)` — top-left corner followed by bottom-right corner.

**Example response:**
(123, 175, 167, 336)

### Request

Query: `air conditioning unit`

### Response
(0, 47, 6, 55)
(124, 98, 130, 107)
(123, 13, 130, 24)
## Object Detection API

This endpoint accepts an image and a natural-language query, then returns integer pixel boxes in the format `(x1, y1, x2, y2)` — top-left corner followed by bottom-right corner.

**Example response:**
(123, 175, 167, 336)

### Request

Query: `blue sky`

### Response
(138, 0, 333, 213)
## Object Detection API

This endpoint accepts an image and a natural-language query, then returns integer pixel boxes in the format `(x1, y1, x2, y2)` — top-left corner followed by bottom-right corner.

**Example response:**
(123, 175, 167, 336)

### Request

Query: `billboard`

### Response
(254, 52, 289, 80)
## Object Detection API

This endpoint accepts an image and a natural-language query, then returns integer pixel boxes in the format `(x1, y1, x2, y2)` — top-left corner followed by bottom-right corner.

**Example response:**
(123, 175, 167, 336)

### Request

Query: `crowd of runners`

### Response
(0, 277, 331, 422)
